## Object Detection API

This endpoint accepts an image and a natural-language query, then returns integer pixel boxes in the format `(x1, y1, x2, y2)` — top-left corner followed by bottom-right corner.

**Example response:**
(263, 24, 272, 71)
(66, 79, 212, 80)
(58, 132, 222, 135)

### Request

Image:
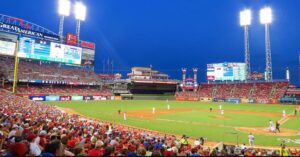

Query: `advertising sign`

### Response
(66, 33, 77, 45)
(59, 96, 71, 101)
(71, 96, 83, 101)
(226, 98, 241, 103)
(83, 96, 93, 100)
(80, 41, 95, 49)
(82, 48, 95, 61)
(0, 32, 18, 42)
(93, 96, 102, 100)
(45, 95, 60, 101)
(0, 22, 59, 41)
(213, 98, 225, 102)
(0, 40, 15, 56)
(29, 96, 46, 101)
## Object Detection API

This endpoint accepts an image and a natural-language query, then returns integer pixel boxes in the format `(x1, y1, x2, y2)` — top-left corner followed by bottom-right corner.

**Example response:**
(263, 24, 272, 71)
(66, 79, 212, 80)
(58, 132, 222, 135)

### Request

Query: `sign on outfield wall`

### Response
(59, 96, 71, 101)
(71, 96, 83, 101)
(83, 96, 93, 100)
(93, 96, 102, 100)
(45, 96, 60, 101)
(29, 96, 46, 101)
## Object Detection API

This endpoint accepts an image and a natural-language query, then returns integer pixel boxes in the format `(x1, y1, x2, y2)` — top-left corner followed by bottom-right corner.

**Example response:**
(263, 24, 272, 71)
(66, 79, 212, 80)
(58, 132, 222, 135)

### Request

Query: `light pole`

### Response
(240, 9, 252, 81)
(260, 7, 273, 81)
(58, 0, 71, 43)
(75, 2, 87, 46)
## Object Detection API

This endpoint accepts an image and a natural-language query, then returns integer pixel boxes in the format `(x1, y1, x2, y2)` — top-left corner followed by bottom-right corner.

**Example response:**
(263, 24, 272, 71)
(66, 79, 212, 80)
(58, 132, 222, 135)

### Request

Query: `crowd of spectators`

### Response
(1, 89, 298, 156)
(177, 81, 289, 103)
(0, 58, 101, 84)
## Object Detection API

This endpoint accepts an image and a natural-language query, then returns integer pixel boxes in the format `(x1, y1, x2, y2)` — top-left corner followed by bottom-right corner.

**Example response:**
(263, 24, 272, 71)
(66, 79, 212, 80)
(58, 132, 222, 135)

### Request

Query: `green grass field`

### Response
(45, 100, 300, 147)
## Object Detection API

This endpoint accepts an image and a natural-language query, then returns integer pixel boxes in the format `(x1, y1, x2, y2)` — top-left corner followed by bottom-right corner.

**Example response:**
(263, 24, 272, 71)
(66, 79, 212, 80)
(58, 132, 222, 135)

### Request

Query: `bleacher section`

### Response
(0, 57, 113, 100)
(0, 58, 100, 84)
(176, 81, 289, 104)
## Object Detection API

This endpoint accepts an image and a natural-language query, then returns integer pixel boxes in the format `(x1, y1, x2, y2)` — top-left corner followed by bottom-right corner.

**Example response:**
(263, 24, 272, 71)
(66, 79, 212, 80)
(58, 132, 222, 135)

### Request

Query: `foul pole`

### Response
(12, 41, 19, 94)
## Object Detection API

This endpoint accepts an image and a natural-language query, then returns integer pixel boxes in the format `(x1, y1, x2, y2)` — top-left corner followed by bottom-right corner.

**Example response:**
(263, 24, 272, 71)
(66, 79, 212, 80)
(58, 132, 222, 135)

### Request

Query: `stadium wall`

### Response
(132, 94, 175, 100)
(17, 94, 111, 101)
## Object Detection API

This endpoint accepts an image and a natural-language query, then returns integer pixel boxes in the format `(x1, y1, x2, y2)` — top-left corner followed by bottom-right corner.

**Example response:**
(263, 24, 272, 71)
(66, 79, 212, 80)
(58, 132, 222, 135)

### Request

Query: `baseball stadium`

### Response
(0, 0, 300, 156)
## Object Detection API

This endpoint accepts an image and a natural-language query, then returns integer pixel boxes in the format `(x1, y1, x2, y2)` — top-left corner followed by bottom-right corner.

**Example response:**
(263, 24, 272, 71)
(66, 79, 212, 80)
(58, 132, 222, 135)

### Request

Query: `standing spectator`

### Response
(180, 135, 189, 146)
(28, 134, 42, 156)
(8, 125, 19, 143)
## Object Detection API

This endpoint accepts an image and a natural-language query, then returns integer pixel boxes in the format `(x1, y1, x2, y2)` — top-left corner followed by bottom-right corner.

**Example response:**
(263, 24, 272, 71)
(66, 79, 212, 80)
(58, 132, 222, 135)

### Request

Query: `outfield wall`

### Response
(132, 94, 175, 100)
(17, 94, 112, 101)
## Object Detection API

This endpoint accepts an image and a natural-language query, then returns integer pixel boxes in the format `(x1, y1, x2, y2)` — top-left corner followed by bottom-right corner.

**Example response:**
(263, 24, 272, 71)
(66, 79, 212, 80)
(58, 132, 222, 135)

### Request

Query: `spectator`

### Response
(41, 140, 64, 156)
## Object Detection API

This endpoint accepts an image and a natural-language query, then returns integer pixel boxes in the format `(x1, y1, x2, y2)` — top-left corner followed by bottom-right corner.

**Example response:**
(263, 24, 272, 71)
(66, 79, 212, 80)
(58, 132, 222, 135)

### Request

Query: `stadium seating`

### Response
(177, 81, 289, 103)
(1, 89, 297, 156)
(198, 84, 214, 98)
(0, 58, 101, 84)
(4, 85, 112, 96)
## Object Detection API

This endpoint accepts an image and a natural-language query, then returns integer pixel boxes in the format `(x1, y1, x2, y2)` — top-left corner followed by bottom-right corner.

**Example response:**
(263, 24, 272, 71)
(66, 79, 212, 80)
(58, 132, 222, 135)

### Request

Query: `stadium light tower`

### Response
(240, 9, 252, 80)
(260, 7, 273, 81)
(75, 1, 87, 46)
(58, 0, 71, 43)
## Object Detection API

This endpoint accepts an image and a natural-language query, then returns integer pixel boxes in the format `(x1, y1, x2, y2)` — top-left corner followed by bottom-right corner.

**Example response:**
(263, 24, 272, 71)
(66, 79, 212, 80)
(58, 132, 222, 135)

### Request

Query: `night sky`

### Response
(1, 0, 300, 84)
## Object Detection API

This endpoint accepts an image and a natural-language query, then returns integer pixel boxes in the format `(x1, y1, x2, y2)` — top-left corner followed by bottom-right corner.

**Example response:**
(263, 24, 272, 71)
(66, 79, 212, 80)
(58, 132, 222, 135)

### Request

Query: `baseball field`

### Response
(46, 100, 300, 147)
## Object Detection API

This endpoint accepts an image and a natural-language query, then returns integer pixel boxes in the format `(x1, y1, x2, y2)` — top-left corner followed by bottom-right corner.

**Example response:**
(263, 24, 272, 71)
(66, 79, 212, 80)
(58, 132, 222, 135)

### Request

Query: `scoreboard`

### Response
(207, 62, 246, 81)
(18, 36, 82, 65)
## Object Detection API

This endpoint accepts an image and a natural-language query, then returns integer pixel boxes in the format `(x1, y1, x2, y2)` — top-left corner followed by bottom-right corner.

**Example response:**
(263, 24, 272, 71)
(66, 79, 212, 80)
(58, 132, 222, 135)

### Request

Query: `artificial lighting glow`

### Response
(240, 9, 252, 26)
(260, 7, 272, 24)
(58, 0, 71, 16)
(75, 2, 87, 21)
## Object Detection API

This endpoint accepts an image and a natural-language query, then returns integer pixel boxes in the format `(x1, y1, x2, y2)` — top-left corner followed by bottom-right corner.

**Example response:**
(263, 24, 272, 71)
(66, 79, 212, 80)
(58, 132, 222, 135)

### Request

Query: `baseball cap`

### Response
(27, 134, 37, 142)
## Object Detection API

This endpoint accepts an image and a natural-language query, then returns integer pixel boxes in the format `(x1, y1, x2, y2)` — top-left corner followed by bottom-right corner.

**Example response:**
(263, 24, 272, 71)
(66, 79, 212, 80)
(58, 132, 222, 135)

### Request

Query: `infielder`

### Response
(282, 110, 286, 118)
(167, 104, 170, 110)
(220, 109, 224, 116)
(219, 105, 222, 110)
(152, 107, 156, 114)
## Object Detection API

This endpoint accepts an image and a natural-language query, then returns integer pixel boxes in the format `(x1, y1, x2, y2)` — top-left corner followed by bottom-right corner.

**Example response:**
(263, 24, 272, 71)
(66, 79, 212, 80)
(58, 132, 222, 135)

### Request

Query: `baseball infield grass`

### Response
(45, 100, 300, 147)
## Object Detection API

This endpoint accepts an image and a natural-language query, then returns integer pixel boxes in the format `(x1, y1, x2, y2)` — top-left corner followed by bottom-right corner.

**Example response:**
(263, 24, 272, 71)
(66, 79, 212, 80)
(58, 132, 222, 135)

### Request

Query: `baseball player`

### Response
(152, 107, 156, 114)
(269, 120, 273, 132)
(248, 133, 255, 146)
(167, 104, 170, 110)
(123, 112, 127, 121)
(276, 121, 280, 133)
(219, 105, 222, 110)
(220, 110, 224, 116)
(282, 110, 286, 118)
